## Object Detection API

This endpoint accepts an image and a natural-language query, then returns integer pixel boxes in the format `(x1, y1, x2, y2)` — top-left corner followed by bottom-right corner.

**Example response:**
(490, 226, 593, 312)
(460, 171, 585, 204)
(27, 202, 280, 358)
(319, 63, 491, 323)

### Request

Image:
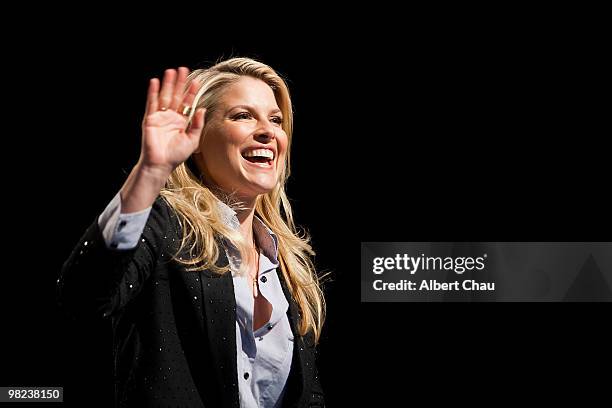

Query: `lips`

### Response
(241, 148, 275, 168)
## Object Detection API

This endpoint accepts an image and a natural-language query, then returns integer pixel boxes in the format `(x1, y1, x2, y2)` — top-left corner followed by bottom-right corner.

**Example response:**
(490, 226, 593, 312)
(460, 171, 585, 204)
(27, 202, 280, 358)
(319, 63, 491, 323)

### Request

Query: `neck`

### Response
(220, 190, 259, 246)
(235, 202, 257, 246)
(234, 197, 260, 276)
(208, 183, 259, 246)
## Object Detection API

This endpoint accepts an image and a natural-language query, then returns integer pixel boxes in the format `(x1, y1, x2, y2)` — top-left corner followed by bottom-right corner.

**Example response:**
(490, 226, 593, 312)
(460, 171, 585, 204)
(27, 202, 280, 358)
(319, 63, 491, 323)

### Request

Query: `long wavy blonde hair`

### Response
(159, 57, 326, 343)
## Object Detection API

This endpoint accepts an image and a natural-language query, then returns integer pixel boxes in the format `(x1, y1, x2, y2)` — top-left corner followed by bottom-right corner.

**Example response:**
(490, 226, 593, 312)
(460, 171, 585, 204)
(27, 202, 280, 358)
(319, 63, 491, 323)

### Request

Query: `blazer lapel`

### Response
(200, 250, 240, 408)
(182, 249, 305, 408)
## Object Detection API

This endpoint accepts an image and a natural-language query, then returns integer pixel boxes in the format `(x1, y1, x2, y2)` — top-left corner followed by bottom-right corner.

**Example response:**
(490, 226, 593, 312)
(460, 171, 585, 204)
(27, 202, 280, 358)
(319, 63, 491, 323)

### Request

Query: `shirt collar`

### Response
(216, 199, 279, 266)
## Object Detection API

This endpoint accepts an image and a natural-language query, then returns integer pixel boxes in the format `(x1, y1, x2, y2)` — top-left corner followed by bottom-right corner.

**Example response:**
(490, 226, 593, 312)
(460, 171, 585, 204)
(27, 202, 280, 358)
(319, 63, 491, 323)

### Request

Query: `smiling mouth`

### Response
(241, 149, 274, 168)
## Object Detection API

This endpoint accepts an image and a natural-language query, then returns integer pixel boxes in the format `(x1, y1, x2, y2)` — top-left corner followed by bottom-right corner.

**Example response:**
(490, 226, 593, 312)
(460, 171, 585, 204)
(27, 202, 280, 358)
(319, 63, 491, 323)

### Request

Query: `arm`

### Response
(98, 191, 152, 250)
(57, 67, 206, 319)
(57, 196, 172, 319)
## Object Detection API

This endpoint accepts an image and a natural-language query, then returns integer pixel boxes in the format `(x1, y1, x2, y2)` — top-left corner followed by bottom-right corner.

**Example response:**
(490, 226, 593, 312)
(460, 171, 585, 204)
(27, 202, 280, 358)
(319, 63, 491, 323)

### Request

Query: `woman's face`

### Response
(196, 76, 288, 200)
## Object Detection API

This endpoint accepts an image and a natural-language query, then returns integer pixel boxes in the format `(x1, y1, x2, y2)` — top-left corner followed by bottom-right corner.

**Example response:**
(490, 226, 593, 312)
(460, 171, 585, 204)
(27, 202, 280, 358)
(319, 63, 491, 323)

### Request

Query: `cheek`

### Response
(278, 134, 289, 163)
(226, 123, 253, 143)
(202, 128, 241, 162)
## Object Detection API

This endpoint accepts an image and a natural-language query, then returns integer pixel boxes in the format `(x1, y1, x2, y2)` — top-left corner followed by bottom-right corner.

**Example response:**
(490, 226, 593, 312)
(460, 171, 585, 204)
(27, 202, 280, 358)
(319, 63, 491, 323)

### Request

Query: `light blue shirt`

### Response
(98, 192, 294, 407)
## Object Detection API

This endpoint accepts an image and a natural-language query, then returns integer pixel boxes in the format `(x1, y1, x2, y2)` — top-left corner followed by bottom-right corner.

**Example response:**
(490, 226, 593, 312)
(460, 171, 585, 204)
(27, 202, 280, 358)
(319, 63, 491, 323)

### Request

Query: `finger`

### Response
(158, 69, 177, 111)
(144, 78, 160, 116)
(181, 80, 200, 112)
(170, 67, 189, 111)
(187, 108, 206, 143)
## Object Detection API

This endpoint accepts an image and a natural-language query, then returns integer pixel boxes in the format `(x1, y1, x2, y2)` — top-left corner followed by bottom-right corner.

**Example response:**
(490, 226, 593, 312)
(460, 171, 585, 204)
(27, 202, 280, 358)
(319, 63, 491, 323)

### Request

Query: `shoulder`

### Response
(150, 195, 183, 225)
(135, 196, 182, 246)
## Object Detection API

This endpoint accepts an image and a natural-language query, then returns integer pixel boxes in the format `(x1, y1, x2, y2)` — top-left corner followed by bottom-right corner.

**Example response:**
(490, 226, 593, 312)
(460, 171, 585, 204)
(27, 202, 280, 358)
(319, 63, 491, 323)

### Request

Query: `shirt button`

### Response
(118, 220, 127, 230)
(267, 324, 273, 331)
(243, 372, 249, 380)
(260, 276, 267, 283)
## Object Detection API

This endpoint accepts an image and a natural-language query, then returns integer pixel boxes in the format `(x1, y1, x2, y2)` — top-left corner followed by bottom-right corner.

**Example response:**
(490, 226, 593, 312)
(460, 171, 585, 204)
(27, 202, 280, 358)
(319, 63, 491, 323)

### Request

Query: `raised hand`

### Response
(120, 68, 205, 213)
(139, 67, 205, 176)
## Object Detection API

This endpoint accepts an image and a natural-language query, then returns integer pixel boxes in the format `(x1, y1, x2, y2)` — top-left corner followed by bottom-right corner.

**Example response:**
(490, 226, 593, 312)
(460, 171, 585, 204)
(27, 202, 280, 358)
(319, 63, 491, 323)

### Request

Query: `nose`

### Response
(254, 119, 276, 143)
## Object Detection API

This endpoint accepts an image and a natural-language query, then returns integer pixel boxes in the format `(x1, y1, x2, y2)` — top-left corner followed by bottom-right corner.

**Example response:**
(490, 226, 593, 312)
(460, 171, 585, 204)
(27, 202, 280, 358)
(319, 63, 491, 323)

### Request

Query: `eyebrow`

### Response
(228, 105, 282, 115)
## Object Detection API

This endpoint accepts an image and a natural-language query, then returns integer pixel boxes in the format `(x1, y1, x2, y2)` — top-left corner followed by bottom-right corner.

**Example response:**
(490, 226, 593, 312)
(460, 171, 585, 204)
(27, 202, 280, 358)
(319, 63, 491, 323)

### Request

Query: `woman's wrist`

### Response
(120, 162, 171, 213)
(135, 161, 174, 184)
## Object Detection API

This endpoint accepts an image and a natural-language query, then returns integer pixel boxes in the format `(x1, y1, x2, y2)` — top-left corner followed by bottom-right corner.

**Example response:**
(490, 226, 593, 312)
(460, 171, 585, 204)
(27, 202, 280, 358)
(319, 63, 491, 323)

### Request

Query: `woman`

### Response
(58, 58, 326, 407)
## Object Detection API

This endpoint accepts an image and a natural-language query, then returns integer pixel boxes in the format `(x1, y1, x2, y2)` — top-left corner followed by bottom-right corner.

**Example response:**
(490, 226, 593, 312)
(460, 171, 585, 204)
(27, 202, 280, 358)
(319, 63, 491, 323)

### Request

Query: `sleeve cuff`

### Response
(97, 191, 152, 250)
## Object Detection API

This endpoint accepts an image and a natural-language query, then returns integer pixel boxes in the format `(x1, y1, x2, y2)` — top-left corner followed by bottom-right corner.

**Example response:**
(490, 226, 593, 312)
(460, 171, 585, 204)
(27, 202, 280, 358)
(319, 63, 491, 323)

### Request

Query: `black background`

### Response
(2, 8, 609, 407)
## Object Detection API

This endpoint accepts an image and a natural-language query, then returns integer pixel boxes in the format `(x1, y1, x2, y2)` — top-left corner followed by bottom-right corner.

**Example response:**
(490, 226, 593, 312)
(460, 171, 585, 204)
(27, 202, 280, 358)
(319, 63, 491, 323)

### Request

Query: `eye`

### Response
(233, 112, 253, 120)
(270, 116, 283, 125)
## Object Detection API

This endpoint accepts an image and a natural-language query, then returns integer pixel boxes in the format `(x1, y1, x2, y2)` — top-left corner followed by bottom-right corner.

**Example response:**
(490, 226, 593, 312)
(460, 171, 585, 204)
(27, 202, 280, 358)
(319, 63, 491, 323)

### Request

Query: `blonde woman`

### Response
(58, 58, 326, 407)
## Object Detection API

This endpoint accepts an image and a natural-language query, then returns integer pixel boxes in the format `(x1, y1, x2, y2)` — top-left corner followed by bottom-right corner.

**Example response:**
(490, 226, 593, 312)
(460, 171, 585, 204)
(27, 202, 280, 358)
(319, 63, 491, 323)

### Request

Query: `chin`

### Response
(247, 180, 277, 196)
(233, 160, 284, 197)
(239, 171, 279, 195)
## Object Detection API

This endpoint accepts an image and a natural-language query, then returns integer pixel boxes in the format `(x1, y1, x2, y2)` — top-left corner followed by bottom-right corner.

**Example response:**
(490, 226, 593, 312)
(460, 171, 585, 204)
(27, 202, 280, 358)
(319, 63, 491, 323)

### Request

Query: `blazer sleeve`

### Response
(57, 196, 174, 320)
(309, 364, 326, 407)
(310, 367, 325, 407)
(308, 332, 326, 407)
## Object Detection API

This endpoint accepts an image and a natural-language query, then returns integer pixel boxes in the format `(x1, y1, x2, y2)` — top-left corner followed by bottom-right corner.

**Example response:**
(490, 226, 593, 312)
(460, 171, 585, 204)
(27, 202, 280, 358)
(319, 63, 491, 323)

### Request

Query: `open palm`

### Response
(140, 67, 205, 174)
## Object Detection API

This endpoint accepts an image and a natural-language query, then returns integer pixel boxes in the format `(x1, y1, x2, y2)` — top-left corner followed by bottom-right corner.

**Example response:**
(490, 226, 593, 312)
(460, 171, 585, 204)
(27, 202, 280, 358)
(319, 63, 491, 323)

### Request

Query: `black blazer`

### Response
(58, 197, 325, 407)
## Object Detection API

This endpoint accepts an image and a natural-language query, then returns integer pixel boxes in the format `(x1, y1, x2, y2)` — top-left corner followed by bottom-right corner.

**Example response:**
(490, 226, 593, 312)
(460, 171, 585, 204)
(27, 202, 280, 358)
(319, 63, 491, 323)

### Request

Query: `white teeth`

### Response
(242, 149, 274, 159)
